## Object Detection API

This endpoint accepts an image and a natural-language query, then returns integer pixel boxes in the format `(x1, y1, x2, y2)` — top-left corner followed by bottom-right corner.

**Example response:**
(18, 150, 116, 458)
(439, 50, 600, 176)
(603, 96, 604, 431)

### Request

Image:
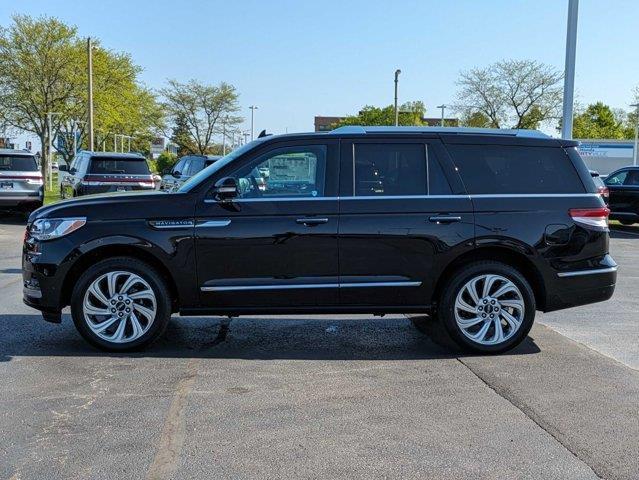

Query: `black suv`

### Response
(59, 151, 155, 198)
(23, 127, 617, 353)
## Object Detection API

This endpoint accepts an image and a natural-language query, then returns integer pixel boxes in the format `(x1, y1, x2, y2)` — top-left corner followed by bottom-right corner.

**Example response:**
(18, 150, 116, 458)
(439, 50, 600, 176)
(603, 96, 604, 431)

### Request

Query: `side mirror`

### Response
(69, 167, 77, 175)
(212, 177, 238, 201)
(58, 164, 68, 172)
(172, 170, 181, 178)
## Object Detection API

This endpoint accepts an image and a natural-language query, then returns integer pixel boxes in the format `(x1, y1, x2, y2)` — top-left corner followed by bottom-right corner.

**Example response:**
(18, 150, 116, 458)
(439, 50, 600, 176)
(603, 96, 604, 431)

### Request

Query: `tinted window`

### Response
(89, 157, 150, 175)
(0, 155, 38, 172)
(625, 170, 639, 186)
(605, 171, 626, 185)
(448, 145, 585, 194)
(230, 145, 327, 198)
(186, 157, 206, 176)
(428, 152, 452, 195)
(354, 144, 426, 196)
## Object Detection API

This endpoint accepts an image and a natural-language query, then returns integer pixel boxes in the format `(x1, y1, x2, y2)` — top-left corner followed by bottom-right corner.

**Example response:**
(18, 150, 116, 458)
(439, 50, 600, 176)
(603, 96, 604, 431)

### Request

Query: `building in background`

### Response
(314, 115, 459, 132)
(576, 139, 634, 175)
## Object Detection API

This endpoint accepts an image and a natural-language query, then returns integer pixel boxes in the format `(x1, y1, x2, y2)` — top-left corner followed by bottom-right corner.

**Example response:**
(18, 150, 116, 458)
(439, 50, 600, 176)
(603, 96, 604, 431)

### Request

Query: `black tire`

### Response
(70, 256, 172, 352)
(436, 261, 536, 354)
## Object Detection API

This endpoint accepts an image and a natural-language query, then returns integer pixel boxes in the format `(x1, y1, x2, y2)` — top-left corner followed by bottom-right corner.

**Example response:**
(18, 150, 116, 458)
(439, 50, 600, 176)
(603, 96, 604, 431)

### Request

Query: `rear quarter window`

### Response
(447, 144, 585, 194)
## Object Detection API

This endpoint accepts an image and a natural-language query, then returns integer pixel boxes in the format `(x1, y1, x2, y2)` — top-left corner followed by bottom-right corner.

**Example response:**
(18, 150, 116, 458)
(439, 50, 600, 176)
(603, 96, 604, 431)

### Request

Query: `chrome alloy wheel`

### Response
(82, 271, 157, 344)
(454, 274, 525, 346)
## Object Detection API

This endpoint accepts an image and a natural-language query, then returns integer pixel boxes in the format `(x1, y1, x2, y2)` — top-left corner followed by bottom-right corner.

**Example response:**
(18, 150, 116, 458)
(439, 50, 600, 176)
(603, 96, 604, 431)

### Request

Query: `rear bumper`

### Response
(0, 191, 43, 209)
(544, 257, 617, 312)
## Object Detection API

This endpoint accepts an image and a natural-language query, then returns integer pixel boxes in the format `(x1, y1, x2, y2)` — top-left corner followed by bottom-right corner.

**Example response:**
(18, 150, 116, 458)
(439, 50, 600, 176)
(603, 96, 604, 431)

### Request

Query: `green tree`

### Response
(0, 14, 165, 178)
(460, 111, 494, 128)
(572, 102, 628, 139)
(456, 59, 563, 129)
(170, 113, 197, 156)
(160, 79, 242, 155)
(0, 15, 81, 180)
(335, 101, 426, 128)
(154, 151, 177, 173)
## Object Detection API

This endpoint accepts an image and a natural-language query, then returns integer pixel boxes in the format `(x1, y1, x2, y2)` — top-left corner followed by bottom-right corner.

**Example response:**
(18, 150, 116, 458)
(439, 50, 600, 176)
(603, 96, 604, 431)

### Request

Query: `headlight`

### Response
(29, 217, 86, 241)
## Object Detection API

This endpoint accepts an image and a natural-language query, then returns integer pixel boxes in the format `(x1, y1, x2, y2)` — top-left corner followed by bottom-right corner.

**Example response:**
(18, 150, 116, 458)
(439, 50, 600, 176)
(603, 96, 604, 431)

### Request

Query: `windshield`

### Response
(0, 155, 38, 172)
(177, 140, 264, 192)
(89, 157, 150, 175)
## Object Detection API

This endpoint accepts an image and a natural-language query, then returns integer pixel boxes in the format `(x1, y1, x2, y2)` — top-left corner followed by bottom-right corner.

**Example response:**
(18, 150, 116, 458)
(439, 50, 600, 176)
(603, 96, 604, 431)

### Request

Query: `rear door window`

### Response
(352, 143, 451, 196)
(605, 171, 628, 186)
(0, 155, 38, 172)
(89, 157, 150, 175)
(447, 145, 585, 194)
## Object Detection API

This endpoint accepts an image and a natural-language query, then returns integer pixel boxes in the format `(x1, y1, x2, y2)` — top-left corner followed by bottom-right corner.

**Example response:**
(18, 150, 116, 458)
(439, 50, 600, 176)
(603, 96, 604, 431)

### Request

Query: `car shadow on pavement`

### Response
(0, 313, 540, 362)
(610, 225, 639, 238)
(0, 213, 27, 226)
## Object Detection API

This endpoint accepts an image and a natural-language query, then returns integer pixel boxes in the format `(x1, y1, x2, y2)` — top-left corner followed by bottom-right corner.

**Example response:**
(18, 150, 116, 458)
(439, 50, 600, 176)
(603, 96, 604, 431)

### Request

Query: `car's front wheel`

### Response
(70, 257, 172, 351)
(437, 261, 535, 354)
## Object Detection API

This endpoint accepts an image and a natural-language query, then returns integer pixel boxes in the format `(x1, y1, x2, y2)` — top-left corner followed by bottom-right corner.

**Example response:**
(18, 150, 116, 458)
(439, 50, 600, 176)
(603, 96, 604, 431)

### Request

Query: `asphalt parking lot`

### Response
(1, 217, 638, 480)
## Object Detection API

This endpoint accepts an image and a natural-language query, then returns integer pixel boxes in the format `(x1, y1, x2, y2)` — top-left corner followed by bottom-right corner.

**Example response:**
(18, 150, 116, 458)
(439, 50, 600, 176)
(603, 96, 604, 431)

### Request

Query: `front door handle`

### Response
(296, 217, 329, 226)
(429, 215, 462, 224)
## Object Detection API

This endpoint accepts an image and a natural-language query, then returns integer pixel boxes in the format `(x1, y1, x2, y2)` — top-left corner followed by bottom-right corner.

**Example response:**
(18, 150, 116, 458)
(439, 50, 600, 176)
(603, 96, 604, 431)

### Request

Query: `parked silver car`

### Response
(160, 155, 221, 192)
(0, 149, 43, 213)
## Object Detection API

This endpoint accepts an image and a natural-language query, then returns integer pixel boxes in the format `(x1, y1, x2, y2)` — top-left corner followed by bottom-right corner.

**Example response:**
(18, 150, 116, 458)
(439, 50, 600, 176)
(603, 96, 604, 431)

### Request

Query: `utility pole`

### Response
(436, 105, 448, 127)
(87, 37, 95, 151)
(631, 103, 639, 167)
(249, 106, 258, 141)
(222, 117, 228, 155)
(561, 0, 579, 139)
(394, 69, 401, 126)
(46, 112, 61, 191)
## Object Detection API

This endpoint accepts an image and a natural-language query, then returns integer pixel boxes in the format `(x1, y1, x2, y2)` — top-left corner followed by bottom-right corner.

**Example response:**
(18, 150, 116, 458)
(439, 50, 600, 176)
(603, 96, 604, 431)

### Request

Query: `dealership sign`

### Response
(578, 143, 633, 158)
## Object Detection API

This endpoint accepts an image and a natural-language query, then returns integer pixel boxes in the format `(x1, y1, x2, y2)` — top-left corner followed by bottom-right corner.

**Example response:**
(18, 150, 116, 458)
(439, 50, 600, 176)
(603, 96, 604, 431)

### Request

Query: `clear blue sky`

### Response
(3, 0, 639, 137)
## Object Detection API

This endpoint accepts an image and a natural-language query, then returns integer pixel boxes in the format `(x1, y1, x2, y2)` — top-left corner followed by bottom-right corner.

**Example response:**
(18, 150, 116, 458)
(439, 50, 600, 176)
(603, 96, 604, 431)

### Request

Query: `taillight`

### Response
(569, 207, 610, 230)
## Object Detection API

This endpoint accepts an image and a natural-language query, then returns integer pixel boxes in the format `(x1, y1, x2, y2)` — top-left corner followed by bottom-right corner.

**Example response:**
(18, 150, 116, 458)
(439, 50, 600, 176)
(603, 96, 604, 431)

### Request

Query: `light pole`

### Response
(394, 69, 401, 126)
(436, 104, 448, 127)
(631, 103, 639, 167)
(249, 105, 258, 141)
(87, 37, 95, 151)
(46, 112, 62, 191)
(561, 0, 579, 139)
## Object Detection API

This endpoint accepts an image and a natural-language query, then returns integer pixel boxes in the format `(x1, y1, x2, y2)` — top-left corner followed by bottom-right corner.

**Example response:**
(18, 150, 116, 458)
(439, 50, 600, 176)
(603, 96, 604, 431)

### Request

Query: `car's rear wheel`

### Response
(437, 261, 535, 354)
(70, 257, 171, 351)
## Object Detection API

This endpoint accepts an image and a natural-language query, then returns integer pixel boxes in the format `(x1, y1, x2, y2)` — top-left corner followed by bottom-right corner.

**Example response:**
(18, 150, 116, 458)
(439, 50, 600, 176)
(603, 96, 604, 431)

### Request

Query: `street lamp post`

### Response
(249, 106, 258, 141)
(87, 37, 95, 151)
(436, 105, 448, 127)
(561, 0, 579, 139)
(394, 69, 401, 126)
(631, 103, 639, 167)
(46, 112, 62, 191)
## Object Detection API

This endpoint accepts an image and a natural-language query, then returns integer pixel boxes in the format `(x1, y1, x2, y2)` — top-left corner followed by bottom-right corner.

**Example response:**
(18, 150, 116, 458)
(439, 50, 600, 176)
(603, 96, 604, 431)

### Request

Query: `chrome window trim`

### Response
(557, 266, 618, 278)
(196, 220, 232, 228)
(201, 281, 422, 292)
(202, 193, 599, 203)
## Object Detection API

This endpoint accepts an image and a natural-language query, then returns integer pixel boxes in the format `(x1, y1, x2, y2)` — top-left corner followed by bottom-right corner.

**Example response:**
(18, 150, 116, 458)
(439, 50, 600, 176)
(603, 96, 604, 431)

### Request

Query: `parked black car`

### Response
(160, 154, 221, 192)
(59, 151, 155, 198)
(604, 166, 639, 225)
(23, 127, 616, 353)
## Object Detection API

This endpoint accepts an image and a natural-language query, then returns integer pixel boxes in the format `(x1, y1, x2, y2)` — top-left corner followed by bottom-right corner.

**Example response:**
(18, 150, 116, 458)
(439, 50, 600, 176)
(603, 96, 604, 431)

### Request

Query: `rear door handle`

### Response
(296, 217, 329, 226)
(429, 215, 462, 224)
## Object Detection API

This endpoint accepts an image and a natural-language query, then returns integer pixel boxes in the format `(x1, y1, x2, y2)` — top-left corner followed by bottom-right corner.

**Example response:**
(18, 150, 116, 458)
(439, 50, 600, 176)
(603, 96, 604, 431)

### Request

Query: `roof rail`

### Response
(329, 125, 549, 139)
